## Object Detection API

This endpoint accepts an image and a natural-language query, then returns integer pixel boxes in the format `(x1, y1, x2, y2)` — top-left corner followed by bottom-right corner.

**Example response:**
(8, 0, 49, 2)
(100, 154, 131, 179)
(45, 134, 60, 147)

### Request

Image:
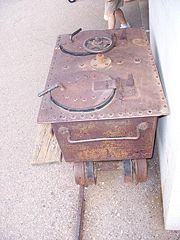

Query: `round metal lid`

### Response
(50, 71, 116, 112)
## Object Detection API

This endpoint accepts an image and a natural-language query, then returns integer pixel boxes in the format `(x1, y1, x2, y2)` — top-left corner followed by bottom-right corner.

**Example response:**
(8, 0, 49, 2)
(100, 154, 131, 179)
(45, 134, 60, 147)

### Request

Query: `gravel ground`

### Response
(83, 149, 180, 240)
(0, 0, 180, 239)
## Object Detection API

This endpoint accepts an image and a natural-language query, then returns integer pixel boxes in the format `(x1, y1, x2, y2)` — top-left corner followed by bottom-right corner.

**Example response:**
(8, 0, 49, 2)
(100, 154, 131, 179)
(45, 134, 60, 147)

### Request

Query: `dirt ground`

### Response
(0, 0, 180, 239)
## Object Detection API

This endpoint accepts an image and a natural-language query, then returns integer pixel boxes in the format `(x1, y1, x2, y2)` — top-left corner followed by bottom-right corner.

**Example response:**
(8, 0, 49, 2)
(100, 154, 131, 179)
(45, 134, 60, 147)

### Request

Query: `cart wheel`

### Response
(68, 0, 76, 2)
(74, 161, 96, 186)
(123, 159, 133, 183)
(133, 159, 147, 183)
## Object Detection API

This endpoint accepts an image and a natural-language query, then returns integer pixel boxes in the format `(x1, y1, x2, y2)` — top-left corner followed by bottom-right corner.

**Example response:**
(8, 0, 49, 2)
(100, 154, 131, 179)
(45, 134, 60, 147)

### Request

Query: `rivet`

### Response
(79, 63, 85, 68)
(71, 115, 76, 119)
(117, 60, 123, 65)
(134, 58, 141, 64)
(63, 66, 69, 69)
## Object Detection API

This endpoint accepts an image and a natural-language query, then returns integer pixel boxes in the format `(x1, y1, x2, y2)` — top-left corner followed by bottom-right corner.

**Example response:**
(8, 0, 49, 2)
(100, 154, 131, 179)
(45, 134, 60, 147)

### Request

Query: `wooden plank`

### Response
(32, 124, 62, 165)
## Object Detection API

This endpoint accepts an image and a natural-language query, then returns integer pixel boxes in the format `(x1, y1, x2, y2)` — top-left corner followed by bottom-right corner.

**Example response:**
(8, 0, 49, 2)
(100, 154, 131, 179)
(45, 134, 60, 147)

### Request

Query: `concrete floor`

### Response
(0, 0, 180, 239)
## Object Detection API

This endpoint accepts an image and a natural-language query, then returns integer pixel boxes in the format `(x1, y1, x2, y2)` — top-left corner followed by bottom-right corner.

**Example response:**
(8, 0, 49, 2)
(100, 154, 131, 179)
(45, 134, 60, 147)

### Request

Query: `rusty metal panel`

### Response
(52, 117, 157, 162)
(38, 28, 168, 124)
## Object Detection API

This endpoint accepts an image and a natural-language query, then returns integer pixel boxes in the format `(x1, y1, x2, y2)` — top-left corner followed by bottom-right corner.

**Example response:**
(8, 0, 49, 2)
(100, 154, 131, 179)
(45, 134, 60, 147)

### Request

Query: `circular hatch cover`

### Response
(50, 71, 116, 112)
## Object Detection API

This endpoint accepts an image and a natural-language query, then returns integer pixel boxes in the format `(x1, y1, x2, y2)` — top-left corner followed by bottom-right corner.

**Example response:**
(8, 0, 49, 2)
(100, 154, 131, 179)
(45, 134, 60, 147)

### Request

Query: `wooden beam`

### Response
(32, 124, 62, 165)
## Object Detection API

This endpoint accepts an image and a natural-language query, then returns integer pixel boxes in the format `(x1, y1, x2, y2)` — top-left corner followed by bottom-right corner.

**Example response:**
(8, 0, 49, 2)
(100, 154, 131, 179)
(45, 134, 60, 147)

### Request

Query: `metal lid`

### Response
(37, 28, 169, 123)
(50, 72, 116, 112)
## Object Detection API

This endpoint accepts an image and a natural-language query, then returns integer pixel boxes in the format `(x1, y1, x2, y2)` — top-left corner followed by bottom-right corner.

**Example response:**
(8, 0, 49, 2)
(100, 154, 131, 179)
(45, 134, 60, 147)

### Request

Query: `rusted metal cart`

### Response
(38, 28, 168, 185)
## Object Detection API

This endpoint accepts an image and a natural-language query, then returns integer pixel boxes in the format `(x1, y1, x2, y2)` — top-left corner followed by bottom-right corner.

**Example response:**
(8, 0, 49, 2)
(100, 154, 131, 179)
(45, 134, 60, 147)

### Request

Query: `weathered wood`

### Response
(32, 124, 62, 165)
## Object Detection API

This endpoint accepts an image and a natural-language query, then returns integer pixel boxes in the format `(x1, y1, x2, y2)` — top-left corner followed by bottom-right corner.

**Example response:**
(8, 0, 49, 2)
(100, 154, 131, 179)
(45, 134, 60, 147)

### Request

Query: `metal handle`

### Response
(59, 122, 148, 144)
(38, 83, 65, 97)
(70, 28, 82, 41)
(38, 84, 59, 97)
